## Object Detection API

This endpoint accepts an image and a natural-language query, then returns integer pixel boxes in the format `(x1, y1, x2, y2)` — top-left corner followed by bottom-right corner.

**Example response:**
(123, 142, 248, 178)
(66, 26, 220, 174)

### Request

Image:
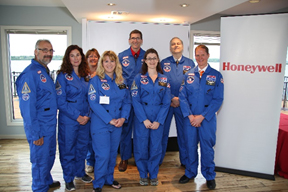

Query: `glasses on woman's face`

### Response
(88, 55, 98, 59)
(146, 57, 157, 61)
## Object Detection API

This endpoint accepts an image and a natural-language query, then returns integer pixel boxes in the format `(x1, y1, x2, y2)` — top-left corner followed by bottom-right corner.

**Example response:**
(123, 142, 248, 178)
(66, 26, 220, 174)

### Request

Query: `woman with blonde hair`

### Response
(88, 50, 131, 192)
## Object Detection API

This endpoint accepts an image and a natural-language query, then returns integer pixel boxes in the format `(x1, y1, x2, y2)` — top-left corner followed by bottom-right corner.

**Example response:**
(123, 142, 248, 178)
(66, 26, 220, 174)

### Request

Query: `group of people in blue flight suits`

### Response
(16, 29, 224, 192)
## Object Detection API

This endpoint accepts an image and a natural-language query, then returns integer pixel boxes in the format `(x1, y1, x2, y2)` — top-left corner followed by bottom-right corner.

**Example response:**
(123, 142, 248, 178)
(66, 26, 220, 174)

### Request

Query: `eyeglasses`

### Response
(130, 37, 141, 41)
(88, 55, 98, 59)
(37, 48, 55, 53)
(146, 57, 157, 61)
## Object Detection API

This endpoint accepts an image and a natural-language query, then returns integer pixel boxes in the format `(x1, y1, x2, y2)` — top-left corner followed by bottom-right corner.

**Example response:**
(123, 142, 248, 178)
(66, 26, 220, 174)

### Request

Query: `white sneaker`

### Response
(85, 165, 94, 173)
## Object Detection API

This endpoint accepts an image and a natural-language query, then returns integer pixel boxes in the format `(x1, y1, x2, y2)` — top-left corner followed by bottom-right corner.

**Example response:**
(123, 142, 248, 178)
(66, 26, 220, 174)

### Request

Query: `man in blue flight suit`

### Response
(118, 29, 145, 172)
(16, 39, 60, 192)
(160, 37, 195, 167)
(178, 45, 224, 190)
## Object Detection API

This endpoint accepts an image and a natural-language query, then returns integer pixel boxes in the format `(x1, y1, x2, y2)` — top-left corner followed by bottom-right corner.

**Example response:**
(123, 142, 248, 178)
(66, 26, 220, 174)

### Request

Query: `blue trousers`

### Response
(58, 121, 90, 182)
(183, 117, 216, 180)
(86, 128, 95, 166)
(92, 125, 122, 188)
(160, 106, 187, 166)
(29, 133, 56, 192)
(133, 117, 163, 179)
(119, 108, 134, 160)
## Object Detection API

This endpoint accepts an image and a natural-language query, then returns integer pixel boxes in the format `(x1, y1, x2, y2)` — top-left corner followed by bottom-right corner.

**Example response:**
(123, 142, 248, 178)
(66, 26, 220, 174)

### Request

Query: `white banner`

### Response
(215, 13, 288, 176)
(83, 20, 191, 137)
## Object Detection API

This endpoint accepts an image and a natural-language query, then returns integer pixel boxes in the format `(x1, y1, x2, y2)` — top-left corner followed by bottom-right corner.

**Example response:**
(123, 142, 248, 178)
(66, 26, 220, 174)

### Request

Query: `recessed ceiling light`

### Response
(180, 3, 189, 8)
(111, 11, 129, 15)
(107, 3, 116, 6)
(249, 0, 260, 3)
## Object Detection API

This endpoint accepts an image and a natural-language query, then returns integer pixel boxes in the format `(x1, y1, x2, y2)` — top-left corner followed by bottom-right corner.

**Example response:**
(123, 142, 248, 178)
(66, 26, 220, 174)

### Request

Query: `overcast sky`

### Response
(9, 34, 67, 56)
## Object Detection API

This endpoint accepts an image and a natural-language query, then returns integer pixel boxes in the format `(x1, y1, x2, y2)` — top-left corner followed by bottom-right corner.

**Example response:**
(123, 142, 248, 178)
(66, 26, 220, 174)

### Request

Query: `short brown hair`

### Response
(195, 44, 209, 54)
(129, 29, 143, 39)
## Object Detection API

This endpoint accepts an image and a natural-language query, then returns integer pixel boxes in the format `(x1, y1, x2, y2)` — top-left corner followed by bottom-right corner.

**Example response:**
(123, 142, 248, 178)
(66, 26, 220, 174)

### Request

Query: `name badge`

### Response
(100, 96, 110, 104)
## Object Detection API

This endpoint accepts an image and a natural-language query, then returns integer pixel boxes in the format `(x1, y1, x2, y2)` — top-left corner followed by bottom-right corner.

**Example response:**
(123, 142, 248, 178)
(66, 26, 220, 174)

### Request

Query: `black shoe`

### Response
(206, 179, 216, 190)
(75, 174, 93, 183)
(49, 180, 60, 188)
(65, 181, 76, 191)
(179, 175, 191, 184)
(93, 188, 102, 192)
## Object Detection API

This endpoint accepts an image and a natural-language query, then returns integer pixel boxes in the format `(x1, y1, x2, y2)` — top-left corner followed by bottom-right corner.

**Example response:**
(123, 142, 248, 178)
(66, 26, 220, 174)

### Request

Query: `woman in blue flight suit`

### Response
(88, 50, 131, 192)
(131, 48, 171, 186)
(178, 45, 224, 190)
(85, 48, 101, 173)
(56, 45, 93, 191)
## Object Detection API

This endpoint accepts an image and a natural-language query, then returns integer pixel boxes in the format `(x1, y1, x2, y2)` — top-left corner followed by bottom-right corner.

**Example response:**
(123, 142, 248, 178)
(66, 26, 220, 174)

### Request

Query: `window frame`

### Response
(0, 25, 72, 126)
(190, 30, 220, 60)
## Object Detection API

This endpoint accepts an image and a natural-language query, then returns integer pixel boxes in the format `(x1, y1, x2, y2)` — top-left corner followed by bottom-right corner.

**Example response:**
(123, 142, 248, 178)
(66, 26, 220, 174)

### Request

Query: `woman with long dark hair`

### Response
(56, 45, 93, 191)
(131, 48, 171, 186)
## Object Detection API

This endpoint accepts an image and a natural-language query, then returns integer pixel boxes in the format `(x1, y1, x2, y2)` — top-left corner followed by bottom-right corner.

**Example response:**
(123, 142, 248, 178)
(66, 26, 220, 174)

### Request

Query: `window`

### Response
(1, 26, 71, 126)
(191, 31, 221, 70)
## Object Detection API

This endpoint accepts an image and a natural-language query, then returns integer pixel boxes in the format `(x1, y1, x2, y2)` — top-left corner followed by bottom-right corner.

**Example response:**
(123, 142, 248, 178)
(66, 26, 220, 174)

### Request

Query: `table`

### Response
(275, 113, 288, 179)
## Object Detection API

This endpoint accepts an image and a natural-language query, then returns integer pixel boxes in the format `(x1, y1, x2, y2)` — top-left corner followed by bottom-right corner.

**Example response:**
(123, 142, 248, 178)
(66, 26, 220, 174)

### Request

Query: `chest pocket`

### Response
(205, 84, 215, 96)
(140, 84, 151, 98)
(66, 81, 80, 101)
(37, 85, 52, 101)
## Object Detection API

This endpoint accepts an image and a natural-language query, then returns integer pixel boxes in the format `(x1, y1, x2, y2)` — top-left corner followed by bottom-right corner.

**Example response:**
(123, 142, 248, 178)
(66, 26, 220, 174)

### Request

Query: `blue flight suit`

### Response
(86, 128, 95, 167)
(16, 59, 57, 192)
(160, 56, 195, 165)
(88, 74, 131, 189)
(86, 75, 95, 168)
(131, 73, 171, 179)
(118, 47, 145, 160)
(55, 71, 90, 183)
(179, 64, 224, 180)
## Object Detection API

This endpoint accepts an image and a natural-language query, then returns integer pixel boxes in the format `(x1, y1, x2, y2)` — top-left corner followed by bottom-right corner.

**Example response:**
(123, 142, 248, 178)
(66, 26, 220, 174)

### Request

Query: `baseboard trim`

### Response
(0, 135, 26, 139)
(215, 166, 275, 180)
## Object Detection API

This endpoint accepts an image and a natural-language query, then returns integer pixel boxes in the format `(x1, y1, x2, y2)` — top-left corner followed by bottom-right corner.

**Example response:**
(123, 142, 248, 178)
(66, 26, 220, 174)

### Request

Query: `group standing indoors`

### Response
(118, 29, 146, 172)
(160, 37, 195, 167)
(56, 45, 93, 191)
(131, 48, 171, 186)
(85, 48, 101, 173)
(178, 44, 224, 190)
(16, 39, 60, 191)
(88, 50, 131, 192)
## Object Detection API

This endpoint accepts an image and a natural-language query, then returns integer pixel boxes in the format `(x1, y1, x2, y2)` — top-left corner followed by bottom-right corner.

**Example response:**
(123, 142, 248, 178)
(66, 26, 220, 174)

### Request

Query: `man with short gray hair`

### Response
(16, 39, 60, 191)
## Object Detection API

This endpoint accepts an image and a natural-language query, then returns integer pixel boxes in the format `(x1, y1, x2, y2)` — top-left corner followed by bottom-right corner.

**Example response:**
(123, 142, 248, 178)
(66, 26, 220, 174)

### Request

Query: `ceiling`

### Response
(0, 0, 287, 24)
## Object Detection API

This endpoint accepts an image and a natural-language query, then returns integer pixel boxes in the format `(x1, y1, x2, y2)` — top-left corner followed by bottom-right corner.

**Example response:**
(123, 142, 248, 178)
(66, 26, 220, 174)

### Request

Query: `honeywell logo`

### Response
(222, 62, 282, 73)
